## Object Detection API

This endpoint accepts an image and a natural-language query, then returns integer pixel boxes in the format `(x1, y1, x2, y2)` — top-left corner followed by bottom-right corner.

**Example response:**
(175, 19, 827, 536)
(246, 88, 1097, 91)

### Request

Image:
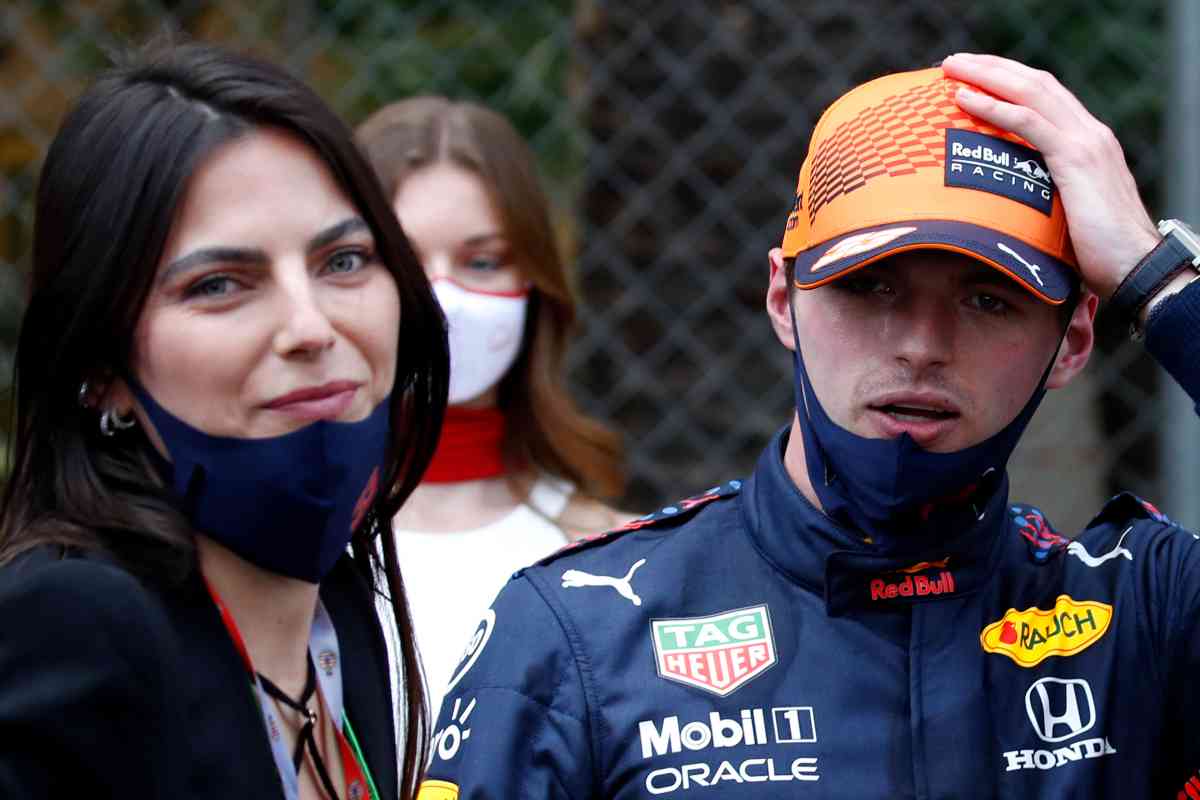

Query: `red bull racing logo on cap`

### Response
(651, 605, 777, 697)
(946, 129, 1054, 215)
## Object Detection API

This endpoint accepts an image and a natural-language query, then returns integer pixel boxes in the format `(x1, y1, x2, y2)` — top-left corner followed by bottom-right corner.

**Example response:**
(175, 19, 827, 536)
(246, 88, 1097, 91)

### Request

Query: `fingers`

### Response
(945, 53, 1124, 178)
(942, 52, 1092, 132)
(952, 86, 1060, 156)
(941, 52, 1159, 298)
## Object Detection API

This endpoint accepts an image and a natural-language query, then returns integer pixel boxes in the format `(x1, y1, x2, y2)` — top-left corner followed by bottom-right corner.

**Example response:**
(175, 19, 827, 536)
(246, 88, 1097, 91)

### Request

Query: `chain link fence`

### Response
(0, 0, 1182, 533)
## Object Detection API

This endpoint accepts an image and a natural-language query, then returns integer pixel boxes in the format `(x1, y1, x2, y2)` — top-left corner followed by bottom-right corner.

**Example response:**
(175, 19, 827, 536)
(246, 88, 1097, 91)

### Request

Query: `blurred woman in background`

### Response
(0, 42, 446, 799)
(357, 97, 634, 711)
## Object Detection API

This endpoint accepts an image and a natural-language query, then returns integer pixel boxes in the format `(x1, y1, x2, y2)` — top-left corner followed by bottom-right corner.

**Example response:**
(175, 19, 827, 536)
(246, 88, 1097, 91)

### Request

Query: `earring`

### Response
(100, 408, 136, 437)
(78, 381, 91, 409)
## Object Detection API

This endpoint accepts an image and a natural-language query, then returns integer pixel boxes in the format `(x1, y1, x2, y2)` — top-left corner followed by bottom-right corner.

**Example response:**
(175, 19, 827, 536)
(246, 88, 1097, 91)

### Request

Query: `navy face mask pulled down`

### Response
(789, 298, 1070, 549)
(133, 385, 390, 583)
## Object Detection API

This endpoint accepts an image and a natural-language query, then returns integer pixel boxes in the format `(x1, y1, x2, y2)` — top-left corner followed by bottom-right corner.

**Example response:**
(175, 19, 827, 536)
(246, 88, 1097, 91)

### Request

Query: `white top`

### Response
(378, 477, 573, 718)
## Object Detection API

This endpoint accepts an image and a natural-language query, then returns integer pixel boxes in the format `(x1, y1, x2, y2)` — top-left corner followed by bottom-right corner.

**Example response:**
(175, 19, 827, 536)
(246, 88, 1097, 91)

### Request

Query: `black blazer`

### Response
(0, 545, 399, 799)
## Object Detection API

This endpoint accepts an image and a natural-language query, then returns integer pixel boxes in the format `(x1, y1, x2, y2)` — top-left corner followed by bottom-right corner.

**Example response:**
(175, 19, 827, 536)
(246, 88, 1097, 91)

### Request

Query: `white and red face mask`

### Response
(433, 279, 530, 405)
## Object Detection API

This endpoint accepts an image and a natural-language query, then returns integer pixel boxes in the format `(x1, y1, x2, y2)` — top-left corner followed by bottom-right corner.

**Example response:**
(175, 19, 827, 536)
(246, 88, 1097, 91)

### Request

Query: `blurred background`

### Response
(2, 0, 1196, 534)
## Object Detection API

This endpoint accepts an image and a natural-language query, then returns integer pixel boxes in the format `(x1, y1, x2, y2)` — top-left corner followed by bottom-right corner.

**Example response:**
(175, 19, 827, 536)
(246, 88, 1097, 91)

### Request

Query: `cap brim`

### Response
(791, 220, 1078, 305)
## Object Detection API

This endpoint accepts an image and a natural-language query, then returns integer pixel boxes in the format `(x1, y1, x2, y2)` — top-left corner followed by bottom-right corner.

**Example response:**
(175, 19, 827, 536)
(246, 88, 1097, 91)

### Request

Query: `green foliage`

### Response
(308, 1, 578, 188)
(966, 0, 1165, 206)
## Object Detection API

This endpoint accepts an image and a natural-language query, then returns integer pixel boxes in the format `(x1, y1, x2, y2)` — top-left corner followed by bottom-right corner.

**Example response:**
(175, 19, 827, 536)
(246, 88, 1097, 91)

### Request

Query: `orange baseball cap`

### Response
(780, 66, 1078, 304)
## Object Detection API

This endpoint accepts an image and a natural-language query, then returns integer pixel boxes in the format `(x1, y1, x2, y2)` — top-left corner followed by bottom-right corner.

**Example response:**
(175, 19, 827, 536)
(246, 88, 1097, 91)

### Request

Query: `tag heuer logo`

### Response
(651, 605, 777, 696)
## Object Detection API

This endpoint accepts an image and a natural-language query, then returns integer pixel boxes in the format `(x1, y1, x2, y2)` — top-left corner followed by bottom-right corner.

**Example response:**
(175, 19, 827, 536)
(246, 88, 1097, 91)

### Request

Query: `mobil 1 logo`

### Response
(638, 706, 820, 795)
(945, 129, 1054, 215)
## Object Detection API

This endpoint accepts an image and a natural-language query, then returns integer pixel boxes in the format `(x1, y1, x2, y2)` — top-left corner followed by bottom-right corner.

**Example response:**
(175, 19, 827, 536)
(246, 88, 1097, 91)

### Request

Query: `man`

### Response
(416, 54, 1200, 798)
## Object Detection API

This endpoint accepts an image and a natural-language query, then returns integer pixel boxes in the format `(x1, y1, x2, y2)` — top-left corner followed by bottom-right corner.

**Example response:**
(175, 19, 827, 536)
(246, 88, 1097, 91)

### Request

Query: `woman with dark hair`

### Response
(356, 98, 634, 712)
(0, 43, 446, 799)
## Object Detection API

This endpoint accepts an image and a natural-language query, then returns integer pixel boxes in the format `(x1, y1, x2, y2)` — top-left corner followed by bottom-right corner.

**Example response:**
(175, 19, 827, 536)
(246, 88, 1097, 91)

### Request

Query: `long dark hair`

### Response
(0, 42, 444, 798)
(357, 96, 626, 502)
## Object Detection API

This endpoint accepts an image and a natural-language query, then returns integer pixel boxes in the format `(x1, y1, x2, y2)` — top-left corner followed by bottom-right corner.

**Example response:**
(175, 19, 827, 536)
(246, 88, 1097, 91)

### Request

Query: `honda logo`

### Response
(1024, 677, 1096, 743)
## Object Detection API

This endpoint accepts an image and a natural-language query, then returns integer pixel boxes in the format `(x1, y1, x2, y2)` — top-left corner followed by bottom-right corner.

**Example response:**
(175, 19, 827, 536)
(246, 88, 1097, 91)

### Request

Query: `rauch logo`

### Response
(979, 595, 1113, 667)
(651, 605, 777, 696)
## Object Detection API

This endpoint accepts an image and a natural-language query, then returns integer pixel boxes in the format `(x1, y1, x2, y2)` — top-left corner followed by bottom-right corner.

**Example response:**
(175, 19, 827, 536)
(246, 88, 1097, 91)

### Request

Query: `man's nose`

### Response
(892, 300, 955, 371)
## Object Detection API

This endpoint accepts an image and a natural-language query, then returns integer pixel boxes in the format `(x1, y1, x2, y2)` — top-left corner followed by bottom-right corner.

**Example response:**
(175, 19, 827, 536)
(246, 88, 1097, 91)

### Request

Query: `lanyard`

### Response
(204, 577, 379, 800)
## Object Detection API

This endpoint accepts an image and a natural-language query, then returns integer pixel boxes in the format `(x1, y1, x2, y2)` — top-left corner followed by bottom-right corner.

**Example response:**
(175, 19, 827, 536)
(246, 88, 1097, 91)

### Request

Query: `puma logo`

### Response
(1067, 528, 1133, 568)
(997, 241, 1045, 287)
(561, 559, 647, 606)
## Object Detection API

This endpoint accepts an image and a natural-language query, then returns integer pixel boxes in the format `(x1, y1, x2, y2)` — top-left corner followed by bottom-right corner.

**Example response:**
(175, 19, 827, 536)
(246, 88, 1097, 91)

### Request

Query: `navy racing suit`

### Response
(418, 284, 1200, 799)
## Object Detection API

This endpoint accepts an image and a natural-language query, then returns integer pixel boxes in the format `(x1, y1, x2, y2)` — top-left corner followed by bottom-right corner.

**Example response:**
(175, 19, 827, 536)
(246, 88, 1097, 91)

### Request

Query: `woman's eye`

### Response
(466, 254, 502, 271)
(326, 249, 367, 274)
(184, 275, 239, 298)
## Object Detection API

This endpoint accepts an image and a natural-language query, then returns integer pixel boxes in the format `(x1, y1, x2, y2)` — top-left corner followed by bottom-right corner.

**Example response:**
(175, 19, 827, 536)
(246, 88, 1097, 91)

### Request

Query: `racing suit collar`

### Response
(742, 427, 1011, 616)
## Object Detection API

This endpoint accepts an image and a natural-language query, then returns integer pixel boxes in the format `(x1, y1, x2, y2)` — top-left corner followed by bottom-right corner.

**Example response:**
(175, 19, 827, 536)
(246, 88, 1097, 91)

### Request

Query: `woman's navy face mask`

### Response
(134, 382, 389, 583)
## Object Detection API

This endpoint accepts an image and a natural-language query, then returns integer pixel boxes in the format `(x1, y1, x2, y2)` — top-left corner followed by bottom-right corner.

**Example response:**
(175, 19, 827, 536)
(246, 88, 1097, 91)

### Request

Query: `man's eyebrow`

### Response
(961, 265, 1025, 291)
(307, 217, 371, 254)
(156, 217, 372, 286)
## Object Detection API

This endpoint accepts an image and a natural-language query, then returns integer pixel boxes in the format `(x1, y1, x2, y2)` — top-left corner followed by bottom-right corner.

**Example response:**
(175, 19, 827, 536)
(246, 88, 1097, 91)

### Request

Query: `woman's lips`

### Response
(264, 382, 360, 421)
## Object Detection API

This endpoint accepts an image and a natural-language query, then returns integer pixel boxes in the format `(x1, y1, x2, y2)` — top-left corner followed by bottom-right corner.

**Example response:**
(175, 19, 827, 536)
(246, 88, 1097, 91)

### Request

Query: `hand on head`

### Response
(942, 53, 1159, 300)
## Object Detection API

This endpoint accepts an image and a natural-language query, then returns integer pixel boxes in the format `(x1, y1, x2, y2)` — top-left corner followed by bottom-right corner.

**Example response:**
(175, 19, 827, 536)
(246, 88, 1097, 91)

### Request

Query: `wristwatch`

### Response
(1108, 218, 1200, 338)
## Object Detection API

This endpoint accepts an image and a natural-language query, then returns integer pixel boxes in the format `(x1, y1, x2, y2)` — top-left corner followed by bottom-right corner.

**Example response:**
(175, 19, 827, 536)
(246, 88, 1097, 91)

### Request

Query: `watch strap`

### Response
(1107, 232, 1196, 327)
